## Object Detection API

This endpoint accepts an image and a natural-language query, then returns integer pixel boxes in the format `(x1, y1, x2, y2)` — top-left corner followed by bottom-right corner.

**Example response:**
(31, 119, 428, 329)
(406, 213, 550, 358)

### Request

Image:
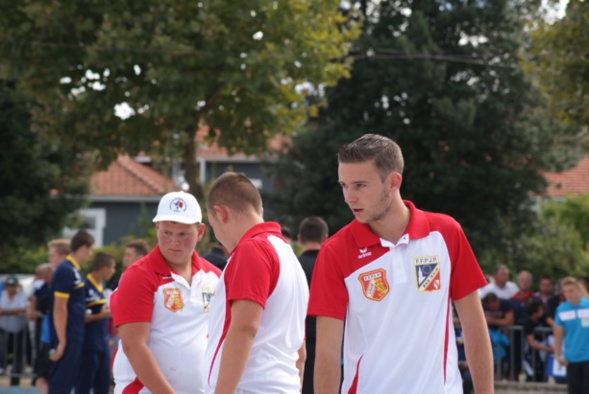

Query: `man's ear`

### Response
(213, 205, 229, 223)
(388, 172, 403, 191)
(196, 223, 206, 242)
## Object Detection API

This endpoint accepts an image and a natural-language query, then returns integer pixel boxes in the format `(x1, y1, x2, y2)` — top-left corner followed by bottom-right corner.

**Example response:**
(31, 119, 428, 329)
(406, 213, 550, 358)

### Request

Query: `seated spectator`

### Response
(479, 265, 519, 299)
(523, 298, 553, 382)
(483, 292, 514, 378)
(512, 270, 536, 324)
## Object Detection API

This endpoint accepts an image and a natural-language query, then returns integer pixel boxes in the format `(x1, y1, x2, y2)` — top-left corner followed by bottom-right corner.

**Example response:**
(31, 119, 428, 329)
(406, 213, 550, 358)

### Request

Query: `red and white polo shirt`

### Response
(204, 222, 309, 393)
(308, 201, 486, 394)
(110, 245, 221, 394)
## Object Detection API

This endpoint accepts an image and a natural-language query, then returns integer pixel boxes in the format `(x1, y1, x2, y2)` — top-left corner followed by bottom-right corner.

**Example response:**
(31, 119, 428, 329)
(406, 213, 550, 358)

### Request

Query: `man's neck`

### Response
(368, 200, 410, 243)
(301, 242, 322, 252)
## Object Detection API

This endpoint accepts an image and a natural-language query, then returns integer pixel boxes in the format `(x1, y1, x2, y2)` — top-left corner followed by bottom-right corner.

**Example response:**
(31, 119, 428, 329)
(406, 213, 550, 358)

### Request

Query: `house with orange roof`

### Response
(64, 155, 179, 247)
(540, 157, 589, 199)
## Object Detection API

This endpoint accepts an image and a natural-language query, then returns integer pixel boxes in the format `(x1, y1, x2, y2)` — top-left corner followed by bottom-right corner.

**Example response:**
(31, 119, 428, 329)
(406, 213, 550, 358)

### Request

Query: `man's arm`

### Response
(297, 341, 306, 387)
(118, 322, 175, 394)
(553, 326, 567, 366)
(314, 316, 344, 394)
(454, 291, 494, 394)
(85, 305, 110, 323)
(214, 299, 263, 394)
(526, 333, 553, 352)
(49, 295, 68, 361)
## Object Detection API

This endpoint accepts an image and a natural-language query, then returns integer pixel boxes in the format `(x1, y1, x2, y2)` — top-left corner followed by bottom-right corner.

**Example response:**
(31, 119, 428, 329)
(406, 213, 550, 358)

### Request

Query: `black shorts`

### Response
(33, 343, 51, 382)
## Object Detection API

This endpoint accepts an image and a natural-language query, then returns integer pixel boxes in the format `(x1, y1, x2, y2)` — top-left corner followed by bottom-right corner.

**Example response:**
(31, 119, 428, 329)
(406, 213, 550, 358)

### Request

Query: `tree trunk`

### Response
(183, 125, 204, 200)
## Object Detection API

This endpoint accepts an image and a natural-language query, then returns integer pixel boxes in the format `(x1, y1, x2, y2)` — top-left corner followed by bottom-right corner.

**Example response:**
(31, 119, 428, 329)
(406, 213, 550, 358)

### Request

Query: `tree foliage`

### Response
(0, 81, 88, 272)
(0, 1, 361, 198)
(527, 0, 589, 132)
(267, 0, 582, 269)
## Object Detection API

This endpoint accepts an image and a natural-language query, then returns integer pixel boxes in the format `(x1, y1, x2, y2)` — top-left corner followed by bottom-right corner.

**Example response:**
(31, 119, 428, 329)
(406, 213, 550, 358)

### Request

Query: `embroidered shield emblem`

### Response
(358, 268, 390, 301)
(413, 255, 441, 292)
(163, 287, 184, 312)
(201, 286, 214, 313)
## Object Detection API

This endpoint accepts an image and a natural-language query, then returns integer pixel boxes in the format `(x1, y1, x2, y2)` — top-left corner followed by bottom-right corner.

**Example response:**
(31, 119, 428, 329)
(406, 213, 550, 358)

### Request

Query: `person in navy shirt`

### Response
(554, 277, 589, 394)
(76, 252, 116, 394)
(48, 230, 94, 394)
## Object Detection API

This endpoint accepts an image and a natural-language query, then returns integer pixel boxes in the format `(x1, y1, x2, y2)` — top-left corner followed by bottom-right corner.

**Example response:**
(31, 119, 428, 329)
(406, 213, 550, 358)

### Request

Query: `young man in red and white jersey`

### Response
(110, 191, 221, 394)
(309, 134, 494, 394)
(204, 172, 309, 393)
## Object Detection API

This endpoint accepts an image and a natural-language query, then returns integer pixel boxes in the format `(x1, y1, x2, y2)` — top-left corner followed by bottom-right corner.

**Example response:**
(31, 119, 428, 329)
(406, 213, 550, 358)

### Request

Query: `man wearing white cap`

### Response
(110, 191, 221, 394)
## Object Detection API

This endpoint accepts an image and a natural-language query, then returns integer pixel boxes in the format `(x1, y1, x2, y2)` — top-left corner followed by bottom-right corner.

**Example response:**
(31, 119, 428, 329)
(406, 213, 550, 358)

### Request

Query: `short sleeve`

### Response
(110, 266, 156, 327)
(225, 240, 278, 308)
(52, 266, 75, 296)
(308, 244, 349, 320)
(446, 221, 487, 300)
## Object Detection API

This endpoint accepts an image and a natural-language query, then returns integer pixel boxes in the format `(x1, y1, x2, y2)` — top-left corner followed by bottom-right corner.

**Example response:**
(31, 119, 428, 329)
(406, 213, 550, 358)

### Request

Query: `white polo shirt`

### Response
(308, 201, 487, 394)
(204, 222, 309, 394)
(111, 245, 221, 394)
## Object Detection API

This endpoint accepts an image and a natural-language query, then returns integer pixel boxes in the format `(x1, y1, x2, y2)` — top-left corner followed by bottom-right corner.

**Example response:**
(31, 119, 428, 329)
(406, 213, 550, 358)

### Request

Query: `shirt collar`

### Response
(237, 222, 282, 245)
(66, 255, 81, 270)
(350, 200, 431, 248)
(86, 273, 103, 292)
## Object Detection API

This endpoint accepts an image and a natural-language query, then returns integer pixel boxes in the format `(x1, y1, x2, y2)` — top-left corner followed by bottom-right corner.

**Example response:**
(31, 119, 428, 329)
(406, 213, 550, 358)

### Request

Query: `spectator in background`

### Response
(34, 239, 70, 394)
(479, 265, 519, 299)
(28, 264, 52, 374)
(76, 252, 117, 394)
(512, 270, 536, 324)
(482, 292, 513, 377)
(297, 216, 329, 394)
(201, 239, 229, 271)
(110, 239, 150, 290)
(554, 277, 589, 394)
(510, 270, 537, 379)
(0, 275, 28, 386)
(48, 230, 95, 394)
(546, 279, 565, 323)
(535, 275, 555, 310)
(523, 298, 553, 382)
(281, 225, 293, 244)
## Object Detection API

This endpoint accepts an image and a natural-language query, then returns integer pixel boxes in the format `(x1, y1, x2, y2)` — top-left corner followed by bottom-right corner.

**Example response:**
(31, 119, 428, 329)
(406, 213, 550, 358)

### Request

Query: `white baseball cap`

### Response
(152, 191, 202, 224)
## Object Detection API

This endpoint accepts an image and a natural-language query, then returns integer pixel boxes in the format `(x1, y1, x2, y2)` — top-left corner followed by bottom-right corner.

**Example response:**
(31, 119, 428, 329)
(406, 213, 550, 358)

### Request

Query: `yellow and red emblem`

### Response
(358, 268, 390, 301)
(163, 287, 184, 312)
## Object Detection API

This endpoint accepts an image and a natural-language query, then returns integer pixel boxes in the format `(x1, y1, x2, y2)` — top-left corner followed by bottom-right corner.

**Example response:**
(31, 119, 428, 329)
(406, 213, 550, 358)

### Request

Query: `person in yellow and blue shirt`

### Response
(48, 230, 94, 394)
(76, 252, 116, 394)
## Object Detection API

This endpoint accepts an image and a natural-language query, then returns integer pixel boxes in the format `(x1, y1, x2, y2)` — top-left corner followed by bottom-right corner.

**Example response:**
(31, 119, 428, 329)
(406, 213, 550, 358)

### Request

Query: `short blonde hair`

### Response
(561, 276, 589, 299)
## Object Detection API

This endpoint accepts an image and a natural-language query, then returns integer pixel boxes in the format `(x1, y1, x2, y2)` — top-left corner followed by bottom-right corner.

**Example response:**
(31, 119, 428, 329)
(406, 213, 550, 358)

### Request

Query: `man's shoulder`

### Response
(196, 255, 222, 278)
(321, 221, 357, 250)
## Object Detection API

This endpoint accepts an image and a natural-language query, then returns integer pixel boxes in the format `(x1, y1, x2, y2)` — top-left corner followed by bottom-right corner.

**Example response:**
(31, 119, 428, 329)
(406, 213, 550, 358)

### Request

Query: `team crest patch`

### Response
(163, 287, 184, 312)
(358, 268, 389, 301)
(413, 255, 441, 292)
(201, 286, 214, 313)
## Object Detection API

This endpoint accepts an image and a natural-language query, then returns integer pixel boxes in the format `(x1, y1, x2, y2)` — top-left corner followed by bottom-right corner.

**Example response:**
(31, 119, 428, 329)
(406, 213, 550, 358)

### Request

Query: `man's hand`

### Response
(556, 355, 568, 366)
(49, 341, 66, 361)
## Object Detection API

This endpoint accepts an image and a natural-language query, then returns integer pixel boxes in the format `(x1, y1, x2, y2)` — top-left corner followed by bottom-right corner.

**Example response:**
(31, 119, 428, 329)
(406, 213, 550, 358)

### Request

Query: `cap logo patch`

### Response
(358, 268, 389, 301)
(413, 255, 441, 292)
(170, 198, 187, 212)
(163, 287, 184, 312)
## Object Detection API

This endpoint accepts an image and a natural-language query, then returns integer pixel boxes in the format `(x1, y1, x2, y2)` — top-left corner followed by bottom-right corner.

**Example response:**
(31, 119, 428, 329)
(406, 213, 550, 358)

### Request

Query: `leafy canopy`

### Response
(0, 1, 361, 197)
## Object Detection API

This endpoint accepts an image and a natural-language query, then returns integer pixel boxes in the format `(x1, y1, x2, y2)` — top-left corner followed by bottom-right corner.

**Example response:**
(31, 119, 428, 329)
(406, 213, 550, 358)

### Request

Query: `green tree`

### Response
(268, 0, 581, 266)
(0, 81, 88, 273)
(527, 0, 589, 130)
(0, 1, 361, 199)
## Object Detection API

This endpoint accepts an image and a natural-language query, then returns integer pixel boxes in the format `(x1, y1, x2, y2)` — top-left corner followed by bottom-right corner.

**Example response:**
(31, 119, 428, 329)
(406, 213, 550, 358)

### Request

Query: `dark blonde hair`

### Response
(338, 134, 404, 181)
(48, 239, 70, 256)
(561, 276, 589, 298)
(207, 172, 263, 215)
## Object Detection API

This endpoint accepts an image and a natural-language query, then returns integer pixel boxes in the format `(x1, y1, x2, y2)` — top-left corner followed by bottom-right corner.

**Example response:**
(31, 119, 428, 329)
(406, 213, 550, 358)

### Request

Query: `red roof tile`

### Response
(543, 157, 589, 197)
(91, 155, 177, 196)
